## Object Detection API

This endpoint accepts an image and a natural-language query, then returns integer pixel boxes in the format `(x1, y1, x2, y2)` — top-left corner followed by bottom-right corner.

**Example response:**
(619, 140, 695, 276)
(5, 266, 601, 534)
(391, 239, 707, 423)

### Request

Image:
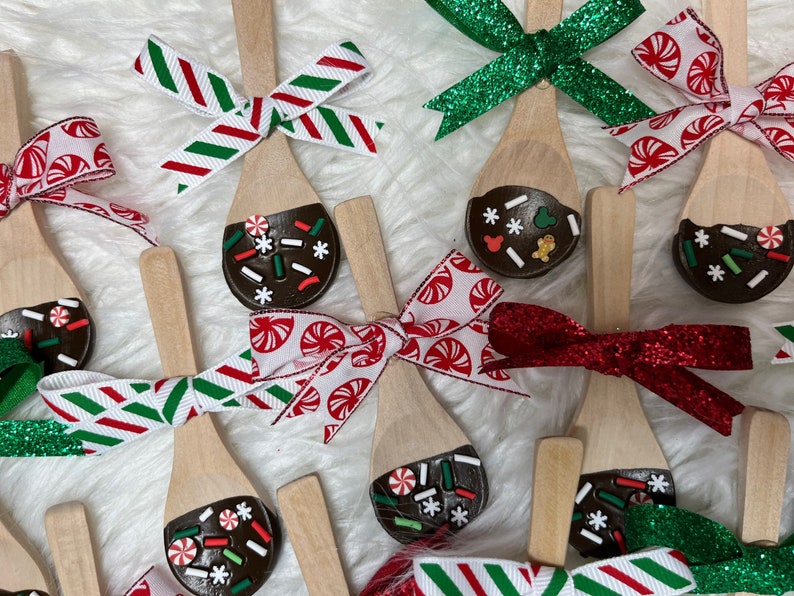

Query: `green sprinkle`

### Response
(273, 254, 285, 278)
(36, 337, 60, 349)
(394, 517, 422, 531)
(596, 490, 626, 510)
(730, 248, 754, 260)
(223, 230, 244, 251)
(722, 254, 742, 274)
(372, 493, 399, 506)
(683, 240, 697, 267)
(173, 525, 200, 539)
(441, 460, 453, 490)
(309, 218, 326, 236)
(572, 511, 583, 522)
(223, 548, 244, 565)
(231, 578, 253, 594)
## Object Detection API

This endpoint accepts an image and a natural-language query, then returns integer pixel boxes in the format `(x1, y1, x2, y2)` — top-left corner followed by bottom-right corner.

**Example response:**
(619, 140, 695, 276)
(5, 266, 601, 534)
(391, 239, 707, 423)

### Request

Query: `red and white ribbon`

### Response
(1, 117, 158, 245)
(123, 565, 186, 596)
(248, 250, 528, 443)
(609, 8, 794, 191)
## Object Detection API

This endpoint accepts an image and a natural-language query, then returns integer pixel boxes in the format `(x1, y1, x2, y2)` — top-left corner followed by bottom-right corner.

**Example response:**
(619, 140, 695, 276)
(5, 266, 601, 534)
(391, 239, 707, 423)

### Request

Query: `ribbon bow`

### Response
(626, 505, 794, 595)
(413, 548, 695, 596)
(422, 0, 655, 140)
(610, 8, 794, 190)
(482, 302, 751, 435)
(0, 117, 158, 244)
(0, 337, 43, 417)
(133, 36, 383, 194)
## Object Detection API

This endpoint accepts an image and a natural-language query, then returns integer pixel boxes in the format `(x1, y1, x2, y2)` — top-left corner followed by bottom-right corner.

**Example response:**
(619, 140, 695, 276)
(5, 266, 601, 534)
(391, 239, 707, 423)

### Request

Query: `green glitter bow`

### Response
(423, 0, 655, 139)
(0, 338, 43, 418)
(626, 504, 794, 595)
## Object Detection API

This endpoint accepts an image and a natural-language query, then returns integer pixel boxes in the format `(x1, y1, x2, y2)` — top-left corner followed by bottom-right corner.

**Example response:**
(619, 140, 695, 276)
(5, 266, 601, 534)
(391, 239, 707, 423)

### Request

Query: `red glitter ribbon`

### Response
(483, 303, 751, 435)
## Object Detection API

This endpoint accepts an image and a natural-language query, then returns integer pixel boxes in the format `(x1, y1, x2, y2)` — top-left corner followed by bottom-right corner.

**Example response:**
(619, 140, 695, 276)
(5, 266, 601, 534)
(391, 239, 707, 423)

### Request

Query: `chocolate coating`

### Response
(466, 186, 581, 278)
(569, 468, 675, 559)
(0, 591, 49, 595)
(222, 204, 340, 310)
(164, 496, 279, 596)
(673, 219, 794, 303)
(370, 445, 488, 544)
(0, 298, 92, 373)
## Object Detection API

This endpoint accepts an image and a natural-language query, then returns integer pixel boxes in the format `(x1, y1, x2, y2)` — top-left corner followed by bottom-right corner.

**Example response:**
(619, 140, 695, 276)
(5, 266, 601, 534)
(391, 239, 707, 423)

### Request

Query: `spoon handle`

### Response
(45, 501, 101, 596)
(703, 0, 747, 84)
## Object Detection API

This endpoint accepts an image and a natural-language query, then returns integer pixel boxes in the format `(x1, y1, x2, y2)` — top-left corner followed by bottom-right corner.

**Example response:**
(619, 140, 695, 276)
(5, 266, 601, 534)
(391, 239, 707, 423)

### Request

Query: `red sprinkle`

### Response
(455, 488, 477, 500)
(234, 248, 258, 262)
(251, 520, 272, 543)
(615, 477, 646, 490)
(66, 318, 90, 331)
(298, 276, 321, 291)
(612, 529, 627, 554)
(204, 537, 229, 548)
(294, 220, 312, 232)
(23, 329, 33, 350)
(767, 251, 790, 263)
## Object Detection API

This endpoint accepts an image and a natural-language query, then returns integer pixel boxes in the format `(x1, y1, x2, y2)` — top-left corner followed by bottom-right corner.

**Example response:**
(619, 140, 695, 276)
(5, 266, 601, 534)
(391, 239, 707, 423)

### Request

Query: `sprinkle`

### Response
(455, 487, 477, 500)
(37, 338, 60, 349)
(575, 482, 592, 504)
(768, 251, 790, 263)
(720, 226, 748, 241)
(506, 247, 525, 268)
(223, 230, 244, 251)
(246, 539, 267, 557)
(273, 254, 285, 278)
(580, 528, 603, 544)
(204, 537, 229, 548)
(683, 240, 697, 267)
(251, 520, 272, 543)
(721, 254, 742, 275)
(223, 548, 244, 565)
(22, 309, 44, 321)
(730, 248, 753, 259)
(291, 262, 313, 275)
(568, 213, 580, 237)
(309, 218, 326, 236)
(295, 220, 311, 232)
(394, 517, 422, 531)
(419, 463, 428, 486)
(597, 490, 626, 510)
(234, 248, 258, 262)
(240, 266, 263, 283)
(66, 318, 89, 331)
(58, 298, 80, 308)
(174, 525, 200, 540)
(298, 276, 321, 291)
(185, 567, 209, 578)
(441, 461, 453, 490)
(413, 488, 437, 502)
(281, 238, 304, 248)
(372, 493, 399, 506)
(613, 529, 627, 554)
(747, 270, 769, 289)
(57, 354, 78, 367)
(231, 578, 253, 594)
(504, 194, 528, 209)
(572, 511, 583, 522)
(615, 477, 646, 490)
(23, 329, 32, 350)
(199, 507, 214, 522)
(453, 454, 481, 466)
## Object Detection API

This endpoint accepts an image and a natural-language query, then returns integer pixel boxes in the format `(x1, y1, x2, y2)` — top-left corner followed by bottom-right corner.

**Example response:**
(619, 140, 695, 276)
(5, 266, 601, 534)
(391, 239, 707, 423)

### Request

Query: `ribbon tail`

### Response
(278, 105, 383, 155)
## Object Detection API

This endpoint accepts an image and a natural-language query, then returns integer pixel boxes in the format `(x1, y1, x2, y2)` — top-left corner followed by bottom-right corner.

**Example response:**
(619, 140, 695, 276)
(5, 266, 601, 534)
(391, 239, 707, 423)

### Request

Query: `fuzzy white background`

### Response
(2, 0, 794, 594)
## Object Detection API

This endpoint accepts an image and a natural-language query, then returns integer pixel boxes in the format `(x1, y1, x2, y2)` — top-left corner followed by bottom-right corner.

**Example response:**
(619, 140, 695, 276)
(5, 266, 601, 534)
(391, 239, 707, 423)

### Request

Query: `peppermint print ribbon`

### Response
(413, 548, 695, 596)
(123, 565, 186, 596)
(1, 117, 158, 244)
(423, 0, 655, 139)
(248, 250, 528, 443)
(610, 8, 794, 190)
(626, 505, 794, 595)
(133, 36, 383, 193)
(482, 302, 752, 435)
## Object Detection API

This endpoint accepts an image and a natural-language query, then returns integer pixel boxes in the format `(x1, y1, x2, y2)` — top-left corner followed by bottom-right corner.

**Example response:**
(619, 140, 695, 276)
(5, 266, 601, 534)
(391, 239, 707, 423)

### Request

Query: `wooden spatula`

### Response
(140, 246, 279, 596)
(221, 0, 340, 311)
(334, 195, 487, 544)
(44, 501, 101, 596)
(465, 0, 580, 280)
(0, 510, 53, 595)
(277, 474, 349, 596)
(566, 187, 674, 559)
(0, 50, 93, 377)
(673, 0, 794, 303)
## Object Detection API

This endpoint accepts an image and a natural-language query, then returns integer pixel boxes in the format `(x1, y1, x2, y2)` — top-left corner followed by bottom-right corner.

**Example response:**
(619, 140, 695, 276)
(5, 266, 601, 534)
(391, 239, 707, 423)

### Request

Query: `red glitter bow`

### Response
(482, 303, 751, 435)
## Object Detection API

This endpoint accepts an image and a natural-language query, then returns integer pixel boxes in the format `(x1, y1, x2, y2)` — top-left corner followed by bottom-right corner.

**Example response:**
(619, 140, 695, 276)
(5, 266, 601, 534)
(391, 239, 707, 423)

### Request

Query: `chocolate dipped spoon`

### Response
(465, 0, 581, 279)
(0, 51, 93, 378)
(222, 0, 340, 311)
(0, 510, 53, 596)
(567, 187, 674, 559)
(140, 246, 279, 596)
(335, 195, 488, 544)
(44, 501, 101, 596)
(673, 0, 794, 303)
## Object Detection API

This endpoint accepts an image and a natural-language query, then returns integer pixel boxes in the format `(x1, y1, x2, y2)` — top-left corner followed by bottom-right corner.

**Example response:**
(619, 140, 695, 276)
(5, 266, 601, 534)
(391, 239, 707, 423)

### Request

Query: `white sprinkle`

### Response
(57, 354, 79, 367)
(22, 309, 45, 321)
(720, 226, 748, 241)
(568, 214, 580, 237)
(506, 247, 525, 268)
(185, 567, 209, 578)
(453, 454, 481, 466)
(291, 262, 313, 276)
(413, 488, 438, 502)
(30, 593, 42, 596)
(504, 194, 528, 210)
(241, 266, 263, 283)
(580, 527, 603, 544)
(199, 507, 214, 522)
(747, 270, 769, 288)
(419, 463, 428, 486)
(575, 482, 592, 504)
(58, 298, 80, 308)
(281, 238, 304, 247)
(246, 539, 268, 557)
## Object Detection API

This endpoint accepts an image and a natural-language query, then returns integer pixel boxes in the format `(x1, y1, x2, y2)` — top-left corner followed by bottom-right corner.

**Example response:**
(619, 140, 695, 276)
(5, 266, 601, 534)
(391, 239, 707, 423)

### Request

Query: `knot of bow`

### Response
(626, 505, 794, 595)
(0, 117, 157, 244)
(422, 0, 655, 139)
(610, 7, 794, 190)
(483, 302, 752, 435)
(133, 36, 383, 194)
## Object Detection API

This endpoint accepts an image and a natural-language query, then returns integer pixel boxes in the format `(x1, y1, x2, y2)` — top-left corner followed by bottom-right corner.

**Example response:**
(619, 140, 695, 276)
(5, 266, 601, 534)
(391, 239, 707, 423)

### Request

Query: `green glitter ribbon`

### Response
(626, 504, 794, 595)
(423, 0, 655, 139)
(0, 338, 43, 418)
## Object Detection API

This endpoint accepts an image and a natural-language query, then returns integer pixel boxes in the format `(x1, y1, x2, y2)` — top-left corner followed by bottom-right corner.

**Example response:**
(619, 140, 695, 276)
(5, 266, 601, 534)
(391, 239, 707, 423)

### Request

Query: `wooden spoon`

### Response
(44, 501, 101, 596)
(673, 0, 794, 303)
(566, 187, 674, 559)
(0, 51, 93, 376)
(335, 195, 487, 544)
(465, 0, 580, 279)
(140, 246, 278, 596)
(0, 510, 53, 595)
(221, 0, 340, 311)
(277, 474, 349, 596)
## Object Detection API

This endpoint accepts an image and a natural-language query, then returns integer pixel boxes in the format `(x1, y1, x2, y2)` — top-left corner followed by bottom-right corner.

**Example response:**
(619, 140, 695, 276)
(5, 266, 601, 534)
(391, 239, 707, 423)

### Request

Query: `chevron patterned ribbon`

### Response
(414, 548, 695, 596)
(133, 36, 383, 193)
(771, 320, 794, 364)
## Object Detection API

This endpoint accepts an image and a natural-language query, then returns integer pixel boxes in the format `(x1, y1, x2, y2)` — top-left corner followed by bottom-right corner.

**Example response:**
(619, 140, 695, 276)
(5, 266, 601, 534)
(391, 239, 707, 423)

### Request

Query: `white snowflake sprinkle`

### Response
(587, 509, 608, 531)
(313, 240, 329, 260)
(694, 229, 710, 248)
(648, 473, 670, 493)
(506, 218, 524, 235)
(236, 501, 253, 521)
(254, 286, 274, 305)
(255, 235, 273, 254)
(422, 497, 442, 518)
(483, 207, 499, 225)
(450, 505, 469, 527)
(1, 329, 19, 338)
(210, 564, 230, 585)
(707, 264, 725, 282)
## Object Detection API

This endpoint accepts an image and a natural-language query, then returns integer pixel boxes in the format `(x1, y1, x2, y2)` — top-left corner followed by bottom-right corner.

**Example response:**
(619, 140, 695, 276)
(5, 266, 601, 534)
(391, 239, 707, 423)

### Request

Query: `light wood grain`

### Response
(139, 246, 263, 522)
(0, 510, 52, 593)
(567, 187, 668, 473)
(0, 50, 82, 315)
(277, 474, 349, 596)
(44, 501, 101, 596)
(227, 0, 320, 223)
(680, 0, 790, 228)
(527, 437, 583, 567)
(334, 196, 469, 481)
